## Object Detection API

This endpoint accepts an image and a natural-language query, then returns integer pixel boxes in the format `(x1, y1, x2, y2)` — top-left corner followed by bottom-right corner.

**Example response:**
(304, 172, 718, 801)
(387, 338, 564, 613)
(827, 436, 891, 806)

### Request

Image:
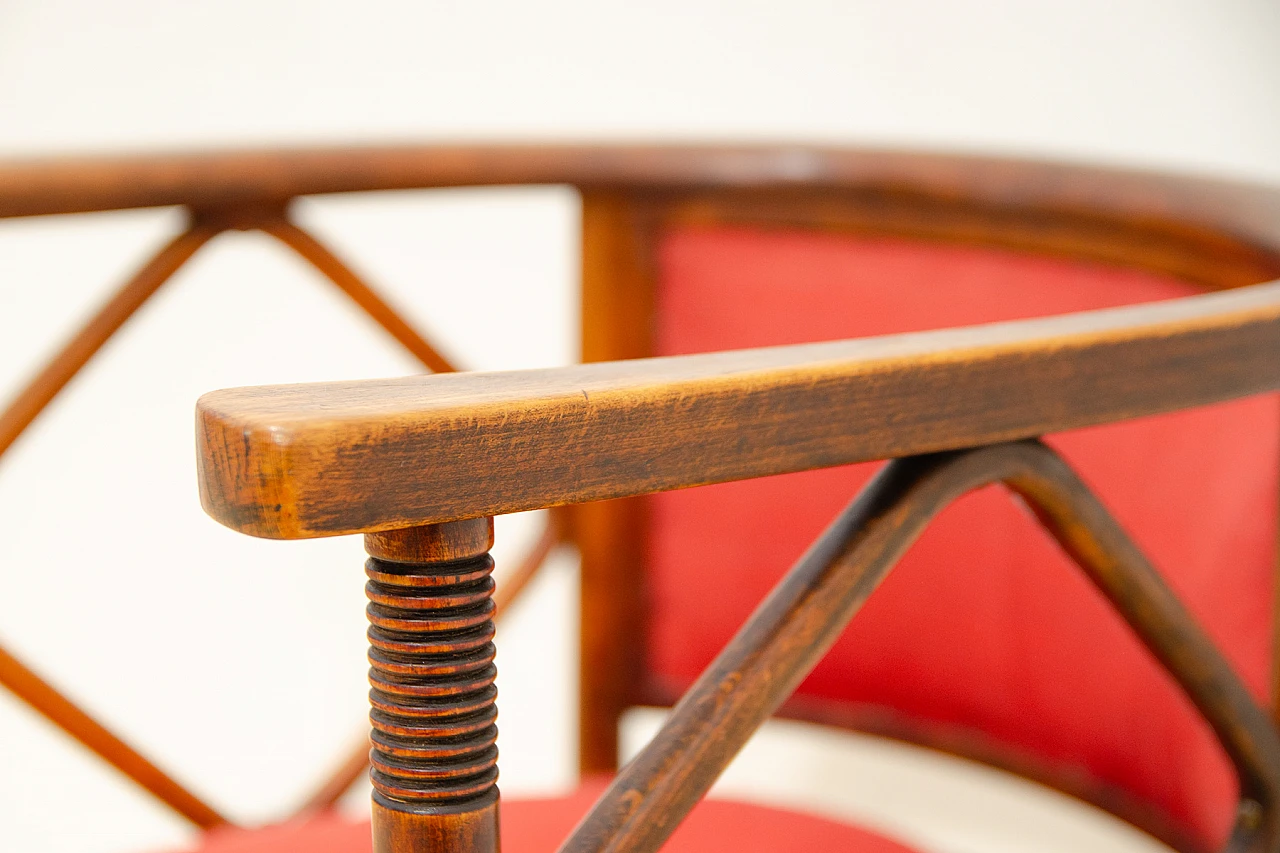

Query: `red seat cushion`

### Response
(176, 782, 920, 853)
(646, 226, 1279, 850)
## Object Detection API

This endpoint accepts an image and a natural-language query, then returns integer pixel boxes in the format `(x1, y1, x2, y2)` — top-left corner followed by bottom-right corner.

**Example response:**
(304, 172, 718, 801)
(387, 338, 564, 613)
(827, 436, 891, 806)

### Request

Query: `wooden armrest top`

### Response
(197, 281, 1280, 539)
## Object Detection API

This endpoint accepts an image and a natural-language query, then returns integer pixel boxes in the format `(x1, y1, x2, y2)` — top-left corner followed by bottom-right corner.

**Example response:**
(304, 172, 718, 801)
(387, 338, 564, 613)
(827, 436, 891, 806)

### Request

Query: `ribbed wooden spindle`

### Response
(364, 518, 500, 853)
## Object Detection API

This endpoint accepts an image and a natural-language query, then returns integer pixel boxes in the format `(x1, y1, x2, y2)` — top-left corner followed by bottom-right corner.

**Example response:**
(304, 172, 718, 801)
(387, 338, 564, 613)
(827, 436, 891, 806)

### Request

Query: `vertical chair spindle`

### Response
(364, 519, 500, 853)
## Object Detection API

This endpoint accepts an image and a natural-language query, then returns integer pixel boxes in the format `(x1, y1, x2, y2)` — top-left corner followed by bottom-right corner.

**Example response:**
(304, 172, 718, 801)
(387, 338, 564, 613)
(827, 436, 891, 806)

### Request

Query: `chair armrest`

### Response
(196, 280, 1280, 539)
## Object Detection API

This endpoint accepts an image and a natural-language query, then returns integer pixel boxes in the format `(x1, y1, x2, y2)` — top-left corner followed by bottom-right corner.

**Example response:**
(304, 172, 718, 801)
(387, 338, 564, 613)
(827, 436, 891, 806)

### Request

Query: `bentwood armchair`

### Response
(192, 281, 1280, 853)
(6, 146, 1280, 852)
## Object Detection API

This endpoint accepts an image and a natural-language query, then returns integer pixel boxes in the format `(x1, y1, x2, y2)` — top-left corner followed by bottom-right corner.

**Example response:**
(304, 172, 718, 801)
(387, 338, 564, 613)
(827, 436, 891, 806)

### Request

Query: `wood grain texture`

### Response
(364, 519, 500, 853)
(295, 512, 558, 816)
(197, 281, 1280, 539)
(7, 142, 1278, 846)
(560, 440, 1280, 853)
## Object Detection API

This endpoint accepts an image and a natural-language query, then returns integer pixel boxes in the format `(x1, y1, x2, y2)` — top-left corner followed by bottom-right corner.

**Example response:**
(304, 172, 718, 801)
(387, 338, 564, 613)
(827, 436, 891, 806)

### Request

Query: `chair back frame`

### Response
(4, 145, 1280, 850)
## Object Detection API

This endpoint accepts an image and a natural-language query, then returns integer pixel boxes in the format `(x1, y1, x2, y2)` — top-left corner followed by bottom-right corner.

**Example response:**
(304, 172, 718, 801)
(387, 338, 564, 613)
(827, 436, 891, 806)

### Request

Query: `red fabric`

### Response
(178, 781, 920, 853)
(646, 226, 1279, 850)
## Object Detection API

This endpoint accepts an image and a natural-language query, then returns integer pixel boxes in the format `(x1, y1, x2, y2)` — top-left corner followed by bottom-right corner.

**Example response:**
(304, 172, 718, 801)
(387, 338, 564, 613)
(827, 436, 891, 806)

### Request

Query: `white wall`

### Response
(0, 3, 1277, 852)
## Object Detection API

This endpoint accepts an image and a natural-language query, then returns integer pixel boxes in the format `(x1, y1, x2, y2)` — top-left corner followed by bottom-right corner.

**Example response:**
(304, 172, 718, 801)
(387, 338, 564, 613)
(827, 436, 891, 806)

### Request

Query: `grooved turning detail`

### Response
(366, 551, 498, 809)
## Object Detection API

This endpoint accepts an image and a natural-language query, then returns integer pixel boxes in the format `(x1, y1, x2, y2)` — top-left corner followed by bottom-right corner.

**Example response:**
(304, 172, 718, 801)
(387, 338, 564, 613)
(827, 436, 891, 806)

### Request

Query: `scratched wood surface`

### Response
(197, 281, 1280, 539)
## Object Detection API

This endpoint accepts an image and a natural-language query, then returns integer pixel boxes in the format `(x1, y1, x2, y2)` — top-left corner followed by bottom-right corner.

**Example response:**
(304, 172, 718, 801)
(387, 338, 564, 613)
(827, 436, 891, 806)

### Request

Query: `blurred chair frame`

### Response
(4, 145, 1280, 851)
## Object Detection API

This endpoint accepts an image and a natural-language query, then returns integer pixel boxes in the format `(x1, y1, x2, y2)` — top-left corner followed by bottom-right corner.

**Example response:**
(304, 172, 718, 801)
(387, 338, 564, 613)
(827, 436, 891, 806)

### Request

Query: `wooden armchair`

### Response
(7, 145, 1280, 852)
(194, 281, 1280, 853)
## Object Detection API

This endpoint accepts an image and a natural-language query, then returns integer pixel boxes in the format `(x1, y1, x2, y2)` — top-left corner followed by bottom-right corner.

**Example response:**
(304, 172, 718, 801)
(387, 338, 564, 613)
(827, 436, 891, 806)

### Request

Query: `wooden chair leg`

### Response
(364, 519, 500, 853)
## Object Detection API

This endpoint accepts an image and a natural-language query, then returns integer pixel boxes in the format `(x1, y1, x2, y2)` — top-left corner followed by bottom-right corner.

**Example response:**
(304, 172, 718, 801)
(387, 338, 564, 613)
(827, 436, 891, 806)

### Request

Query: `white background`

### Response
(0, 2, 1278, 852)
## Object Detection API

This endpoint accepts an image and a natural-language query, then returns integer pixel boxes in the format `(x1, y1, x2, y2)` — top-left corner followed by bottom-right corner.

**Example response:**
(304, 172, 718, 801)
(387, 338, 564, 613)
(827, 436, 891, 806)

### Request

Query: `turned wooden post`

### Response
(364, 518, 500, 853)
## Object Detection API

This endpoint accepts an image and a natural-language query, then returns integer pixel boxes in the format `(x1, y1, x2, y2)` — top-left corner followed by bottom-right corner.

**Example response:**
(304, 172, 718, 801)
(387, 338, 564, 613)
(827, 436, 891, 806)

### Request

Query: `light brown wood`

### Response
(0, 646, 227, 829)
(197, 281, 1280, 539)
(559, 441, 1280, 853)
(5, 142, 1280, 849)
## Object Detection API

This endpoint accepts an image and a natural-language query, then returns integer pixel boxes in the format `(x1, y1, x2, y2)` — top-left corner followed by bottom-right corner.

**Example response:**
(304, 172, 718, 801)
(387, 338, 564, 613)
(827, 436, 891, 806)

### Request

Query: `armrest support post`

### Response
(365, 518, 500, 853)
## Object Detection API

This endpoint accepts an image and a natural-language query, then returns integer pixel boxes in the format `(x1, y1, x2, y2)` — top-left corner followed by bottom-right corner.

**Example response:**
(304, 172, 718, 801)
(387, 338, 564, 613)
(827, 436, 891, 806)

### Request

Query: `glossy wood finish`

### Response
(8, 143, 1280, 848)
(365, 519, 500, 853)
(2, 146, 1280, 262)
(560, 441, 1280, 853)
(0, 646, 227, 829)
(373, 798, 499, 853)
(296, 509, 563, 815)
(197, 281, 1280, 539)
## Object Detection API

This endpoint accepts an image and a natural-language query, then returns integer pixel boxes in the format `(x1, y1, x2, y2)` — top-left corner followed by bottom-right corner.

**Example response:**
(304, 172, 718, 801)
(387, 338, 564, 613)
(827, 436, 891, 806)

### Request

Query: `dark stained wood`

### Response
(373, 797, 499, 853)
(297, 511, 560, 815)
(0, 221, 221, 461)
(261, 215, 459, 375)
(575, 191, 658, 775)
(560, 441, 1280, 853)
(0, 645, 228, 829)
(364, 518, 499, 853)
(196, 281, 1280, 539)
(7, 142, 1280, 847)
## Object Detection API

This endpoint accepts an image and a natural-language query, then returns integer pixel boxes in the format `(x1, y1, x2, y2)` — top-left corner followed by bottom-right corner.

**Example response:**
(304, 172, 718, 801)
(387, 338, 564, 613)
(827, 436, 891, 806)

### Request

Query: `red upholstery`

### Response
(646, 226, 1279, 850)
(177, 781, 920, 853)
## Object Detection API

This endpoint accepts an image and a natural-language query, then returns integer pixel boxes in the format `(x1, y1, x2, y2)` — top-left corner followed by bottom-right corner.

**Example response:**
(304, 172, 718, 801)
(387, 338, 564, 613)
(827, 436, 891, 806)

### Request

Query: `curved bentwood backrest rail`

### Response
(6, 142, 1280, 847)
(4, 145, 1280, 259)
(195, 281, 1280, 853)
